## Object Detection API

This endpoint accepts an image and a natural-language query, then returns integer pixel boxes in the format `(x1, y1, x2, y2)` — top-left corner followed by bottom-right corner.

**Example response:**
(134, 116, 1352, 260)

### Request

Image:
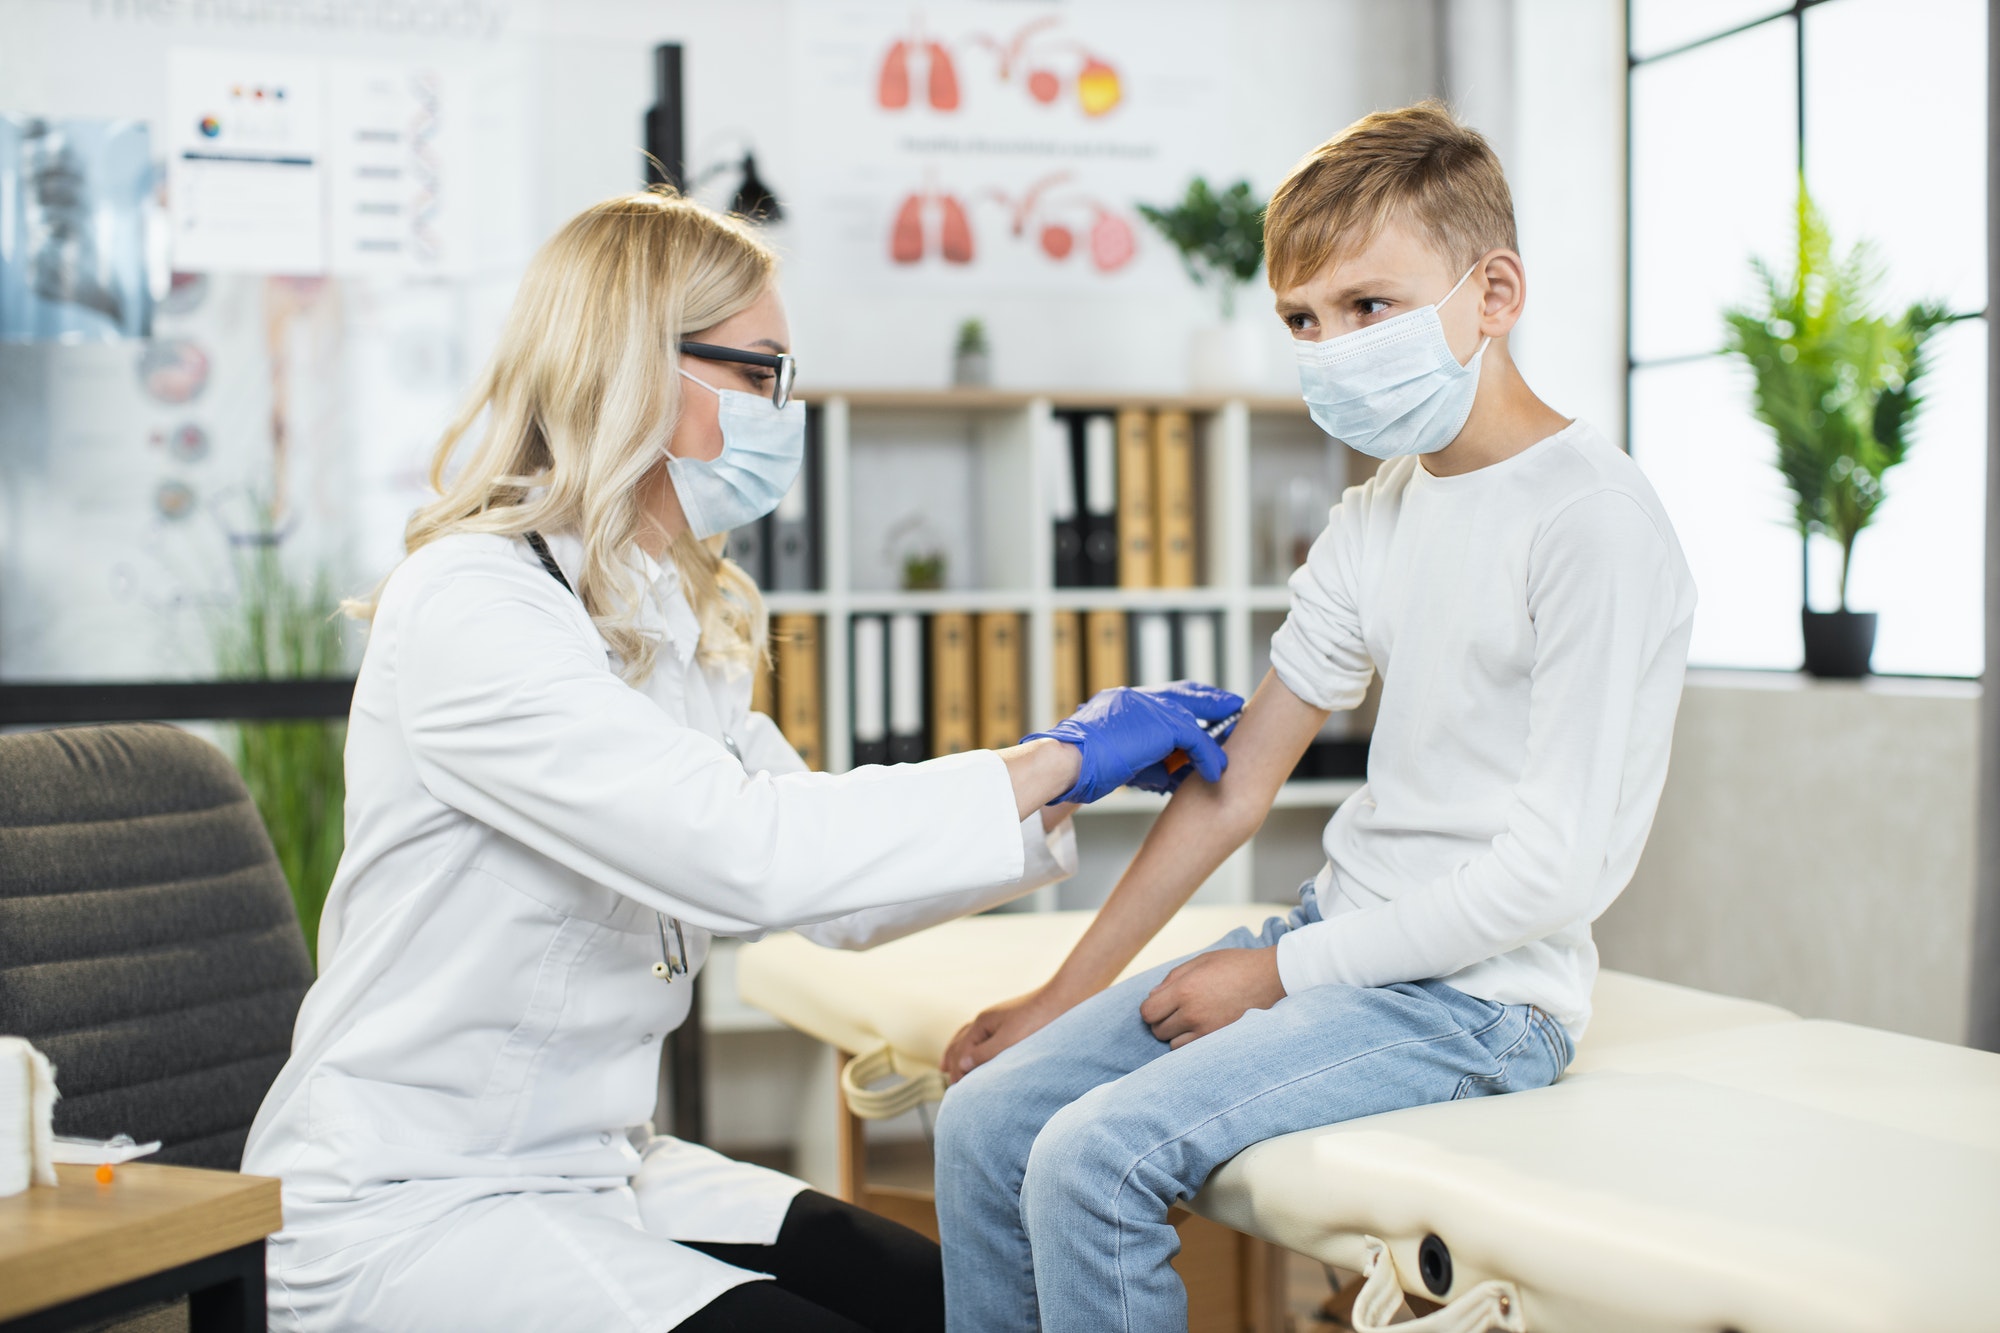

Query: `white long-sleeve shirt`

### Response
(1267, 421, 1695, 1035)
(243, 530, 1074, 1331)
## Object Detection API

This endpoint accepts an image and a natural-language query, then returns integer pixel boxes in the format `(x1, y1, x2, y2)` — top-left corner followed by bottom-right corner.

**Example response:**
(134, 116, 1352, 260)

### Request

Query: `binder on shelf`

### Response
(1050, 609, 1085, 721)
(1133, 611, 1174, 688)
(851, 614, 889, 767)
(1115, 408, 1156, 588)
(931, 612, 978, 755)
(1178, 611, 1220, 689)
(888, 612, 927, 763)
(769, 408, 818, 590)
(975, 612, 1025, 752)
(774, 613, 823, 771)
(1048, 414, 1085, 588)
(752, 644, 774, 719)
(1154, 409, 1197, 588)
(1084, 609, 1127, 697)
(724, 518, 768, 587)
(1080, 414, 1119, 587)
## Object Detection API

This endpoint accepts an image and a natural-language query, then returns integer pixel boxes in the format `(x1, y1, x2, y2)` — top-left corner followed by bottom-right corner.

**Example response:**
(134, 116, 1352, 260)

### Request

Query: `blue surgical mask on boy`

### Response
(669, 369, 807, 541)
(1292, 263, 1489, 460)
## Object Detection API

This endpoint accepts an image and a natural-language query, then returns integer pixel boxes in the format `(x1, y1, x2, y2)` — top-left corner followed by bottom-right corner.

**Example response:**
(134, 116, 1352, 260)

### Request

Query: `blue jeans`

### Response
(932, 888, 1574, 1333)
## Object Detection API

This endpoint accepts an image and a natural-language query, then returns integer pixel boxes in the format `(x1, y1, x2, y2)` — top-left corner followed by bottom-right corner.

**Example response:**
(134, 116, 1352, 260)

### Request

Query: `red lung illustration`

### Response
(891, 194, 926, 264)
(940, 194, 974, 263)
(1089, 209, 1136, 272)
(1040, 223, 1074, 259)
(926, 41, 960, 110)
(878, 40, 911, 109)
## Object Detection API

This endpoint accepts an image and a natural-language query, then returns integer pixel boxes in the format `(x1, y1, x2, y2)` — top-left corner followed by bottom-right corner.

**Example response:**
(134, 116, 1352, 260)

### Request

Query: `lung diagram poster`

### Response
(791, 1, 1228, 292)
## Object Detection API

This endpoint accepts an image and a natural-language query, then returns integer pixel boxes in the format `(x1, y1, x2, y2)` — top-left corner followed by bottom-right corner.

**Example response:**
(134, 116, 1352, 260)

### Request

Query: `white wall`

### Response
(1505, 0, 1627, 447)
(518, 0, 1441, 394)
(1596, 674, 1982, 1044)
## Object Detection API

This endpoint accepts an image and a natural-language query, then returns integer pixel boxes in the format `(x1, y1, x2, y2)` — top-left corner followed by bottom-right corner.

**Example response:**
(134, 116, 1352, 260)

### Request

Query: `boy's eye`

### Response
(1356, 298, 1392, 318)
(1285, 312, 1315, 333)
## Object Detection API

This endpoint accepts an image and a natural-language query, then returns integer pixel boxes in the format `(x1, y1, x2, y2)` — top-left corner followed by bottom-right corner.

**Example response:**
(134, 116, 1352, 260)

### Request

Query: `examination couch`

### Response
(738, 904, 2000, 1333)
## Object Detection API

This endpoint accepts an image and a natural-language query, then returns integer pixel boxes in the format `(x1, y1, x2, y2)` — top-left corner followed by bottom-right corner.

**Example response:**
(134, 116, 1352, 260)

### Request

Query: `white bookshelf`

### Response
(792, 387, 1365, 910)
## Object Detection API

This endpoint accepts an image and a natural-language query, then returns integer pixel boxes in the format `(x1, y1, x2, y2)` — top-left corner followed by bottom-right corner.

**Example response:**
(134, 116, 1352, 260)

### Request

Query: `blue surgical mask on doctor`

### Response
(1293, 263, 1490, 460)
(669, 369, 807, 541)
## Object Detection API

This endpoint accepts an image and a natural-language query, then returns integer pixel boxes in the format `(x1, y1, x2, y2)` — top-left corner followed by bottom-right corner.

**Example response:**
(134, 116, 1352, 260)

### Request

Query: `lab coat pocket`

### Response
(478, 911, 601, 1148)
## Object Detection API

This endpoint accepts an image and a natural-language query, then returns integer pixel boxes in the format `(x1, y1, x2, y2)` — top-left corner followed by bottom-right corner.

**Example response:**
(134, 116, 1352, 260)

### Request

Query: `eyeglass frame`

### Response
(677, 340, 799, 410)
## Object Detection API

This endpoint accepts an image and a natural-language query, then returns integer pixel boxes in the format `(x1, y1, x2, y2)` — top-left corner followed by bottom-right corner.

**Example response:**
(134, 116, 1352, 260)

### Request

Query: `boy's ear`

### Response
(1474, 249, 1528, 338)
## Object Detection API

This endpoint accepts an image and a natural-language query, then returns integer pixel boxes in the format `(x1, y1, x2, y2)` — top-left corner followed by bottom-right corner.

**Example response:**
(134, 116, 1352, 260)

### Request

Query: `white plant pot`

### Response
(1187, 318, 1269, 391)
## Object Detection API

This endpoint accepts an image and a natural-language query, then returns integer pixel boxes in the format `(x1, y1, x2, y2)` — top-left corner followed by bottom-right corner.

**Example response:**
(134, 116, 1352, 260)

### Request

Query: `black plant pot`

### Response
(1800, 608, 1877, 679)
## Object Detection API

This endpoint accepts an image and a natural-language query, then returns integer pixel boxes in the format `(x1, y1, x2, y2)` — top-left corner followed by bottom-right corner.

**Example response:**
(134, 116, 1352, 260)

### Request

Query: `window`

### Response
(1627, 0, 1988, 676)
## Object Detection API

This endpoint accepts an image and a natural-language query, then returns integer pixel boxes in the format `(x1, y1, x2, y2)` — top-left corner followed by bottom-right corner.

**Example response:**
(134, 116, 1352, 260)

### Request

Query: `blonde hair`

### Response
(1265, 100, 1517, 292)
(348, 189, 771, 684)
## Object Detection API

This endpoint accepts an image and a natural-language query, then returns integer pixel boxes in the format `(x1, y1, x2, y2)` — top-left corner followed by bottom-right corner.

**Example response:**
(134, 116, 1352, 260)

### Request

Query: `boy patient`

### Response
(932, 100, 1697, 1333)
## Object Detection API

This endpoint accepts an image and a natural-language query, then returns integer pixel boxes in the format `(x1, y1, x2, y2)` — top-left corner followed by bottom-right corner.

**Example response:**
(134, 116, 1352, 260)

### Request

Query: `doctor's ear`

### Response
(1472, 250, 1528, 338)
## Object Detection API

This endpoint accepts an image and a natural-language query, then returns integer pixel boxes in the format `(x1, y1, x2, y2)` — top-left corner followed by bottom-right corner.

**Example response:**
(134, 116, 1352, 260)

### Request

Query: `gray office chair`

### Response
(0, 723, 314, 1168)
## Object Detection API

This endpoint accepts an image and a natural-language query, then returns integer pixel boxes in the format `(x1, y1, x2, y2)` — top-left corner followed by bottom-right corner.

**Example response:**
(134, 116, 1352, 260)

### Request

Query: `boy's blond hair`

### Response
(1265, 100, 1516, 291)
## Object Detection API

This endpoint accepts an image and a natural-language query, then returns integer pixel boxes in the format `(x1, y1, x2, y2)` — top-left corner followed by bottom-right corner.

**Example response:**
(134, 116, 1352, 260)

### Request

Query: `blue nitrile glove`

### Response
(1129, 708, 1241, 794)
(1021, 681, 1246, 805)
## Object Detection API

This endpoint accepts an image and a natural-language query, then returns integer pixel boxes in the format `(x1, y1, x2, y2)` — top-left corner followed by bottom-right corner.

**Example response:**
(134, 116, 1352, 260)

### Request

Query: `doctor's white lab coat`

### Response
(241, 531, 1076, 1333)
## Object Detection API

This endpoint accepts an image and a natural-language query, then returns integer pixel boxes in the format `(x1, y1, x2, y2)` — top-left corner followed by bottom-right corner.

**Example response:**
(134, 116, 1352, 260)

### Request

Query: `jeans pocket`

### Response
(1451, 1007, 1551, 1100)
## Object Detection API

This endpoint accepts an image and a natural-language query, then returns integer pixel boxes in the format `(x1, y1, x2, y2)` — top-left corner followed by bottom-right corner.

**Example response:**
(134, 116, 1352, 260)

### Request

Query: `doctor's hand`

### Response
(942, 984, 1074, 1083)
(1140, 947, 1286, 1050)
(1019, 682, 1244, 806)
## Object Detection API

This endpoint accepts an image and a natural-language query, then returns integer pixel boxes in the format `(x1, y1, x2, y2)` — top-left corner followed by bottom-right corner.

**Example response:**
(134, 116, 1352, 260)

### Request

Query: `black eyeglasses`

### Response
(677, 340, 799, 410)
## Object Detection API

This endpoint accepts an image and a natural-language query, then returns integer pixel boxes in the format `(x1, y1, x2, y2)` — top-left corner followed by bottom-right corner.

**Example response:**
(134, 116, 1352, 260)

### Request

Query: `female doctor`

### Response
(241, 190, 1239, 1333)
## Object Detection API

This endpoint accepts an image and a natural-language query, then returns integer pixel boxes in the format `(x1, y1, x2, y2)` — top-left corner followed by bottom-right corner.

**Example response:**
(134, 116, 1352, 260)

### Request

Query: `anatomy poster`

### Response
(790, 1, 1229, 291)
(167, 50, 471, 277)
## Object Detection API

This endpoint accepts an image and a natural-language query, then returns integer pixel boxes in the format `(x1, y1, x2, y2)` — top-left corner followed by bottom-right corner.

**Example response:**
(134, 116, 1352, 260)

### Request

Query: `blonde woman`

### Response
(242, 190, 1240, 1333)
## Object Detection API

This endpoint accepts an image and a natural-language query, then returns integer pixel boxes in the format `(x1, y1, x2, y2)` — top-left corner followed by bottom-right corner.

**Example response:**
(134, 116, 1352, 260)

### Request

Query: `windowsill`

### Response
(1686, 667, 1981, 701)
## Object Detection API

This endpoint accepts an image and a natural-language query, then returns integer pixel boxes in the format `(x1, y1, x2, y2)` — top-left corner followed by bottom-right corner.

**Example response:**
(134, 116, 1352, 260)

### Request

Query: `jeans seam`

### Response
(1104, 1023, 1480, 1333)
(1460, 1005, 1512, 1042)
(1529, 1009, 1571, 1072)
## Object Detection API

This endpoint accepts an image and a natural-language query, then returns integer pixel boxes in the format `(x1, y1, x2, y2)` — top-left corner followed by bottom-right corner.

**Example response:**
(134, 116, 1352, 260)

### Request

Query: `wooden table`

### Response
(0, 1163, 282, 1332)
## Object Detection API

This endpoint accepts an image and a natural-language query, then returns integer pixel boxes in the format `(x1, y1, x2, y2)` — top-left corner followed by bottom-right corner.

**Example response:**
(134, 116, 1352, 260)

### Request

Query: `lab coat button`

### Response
(641, 1032, 655, 1044)
(598, 1132, 612, 1146)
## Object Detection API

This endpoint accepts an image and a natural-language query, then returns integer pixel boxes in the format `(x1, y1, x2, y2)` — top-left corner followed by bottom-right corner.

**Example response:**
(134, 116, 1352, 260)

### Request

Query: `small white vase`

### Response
(1187, 317, 1268, 391)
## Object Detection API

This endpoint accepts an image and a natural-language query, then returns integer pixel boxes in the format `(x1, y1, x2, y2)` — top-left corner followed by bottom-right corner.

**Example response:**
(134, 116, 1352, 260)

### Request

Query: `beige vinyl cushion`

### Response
(1193, 1020, 2000, 1333)
(737, 904, 1286, 1073)
(739, 908, 2000, 1331)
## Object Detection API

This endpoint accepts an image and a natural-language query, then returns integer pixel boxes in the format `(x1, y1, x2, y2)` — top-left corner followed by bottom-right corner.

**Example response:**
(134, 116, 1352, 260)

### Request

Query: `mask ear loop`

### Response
(1437, 262, 1491, 368)
(678, 367, 721, 397)
(667, 368, 722, 463)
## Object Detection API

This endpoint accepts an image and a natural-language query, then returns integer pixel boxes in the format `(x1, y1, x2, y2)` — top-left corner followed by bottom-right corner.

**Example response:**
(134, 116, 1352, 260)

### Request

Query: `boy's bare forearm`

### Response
(1045, 672, 1330, 1001)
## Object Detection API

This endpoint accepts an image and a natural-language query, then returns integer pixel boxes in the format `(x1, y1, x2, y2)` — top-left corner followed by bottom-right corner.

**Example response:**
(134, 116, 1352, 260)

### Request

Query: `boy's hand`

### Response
(942, 984, 1076, 1082)
(1140, 947, 1286, 1049)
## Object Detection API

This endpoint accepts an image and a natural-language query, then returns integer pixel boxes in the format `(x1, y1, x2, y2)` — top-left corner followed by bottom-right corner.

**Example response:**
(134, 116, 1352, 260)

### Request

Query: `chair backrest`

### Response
(0, 723, 314, 1169)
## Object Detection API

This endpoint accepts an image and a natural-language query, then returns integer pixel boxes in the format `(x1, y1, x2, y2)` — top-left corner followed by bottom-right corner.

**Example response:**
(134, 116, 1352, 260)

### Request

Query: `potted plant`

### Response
(1722, 184, 1950, 678)
(211, 531, 349, 964)
(1137, 177, 1268, 389)
(952, 317, 991, 387)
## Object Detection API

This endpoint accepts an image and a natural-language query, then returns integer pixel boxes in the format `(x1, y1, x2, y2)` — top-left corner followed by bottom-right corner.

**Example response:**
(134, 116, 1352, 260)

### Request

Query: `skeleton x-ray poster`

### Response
(789, 0, 1230, 292)
(0, 116, 155, 342)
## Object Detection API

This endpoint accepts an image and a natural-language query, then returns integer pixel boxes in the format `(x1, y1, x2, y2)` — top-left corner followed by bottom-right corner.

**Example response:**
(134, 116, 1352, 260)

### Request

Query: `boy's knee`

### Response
(1020, 1094, 1144, 1220)
(934, 1064, 1028, 1169)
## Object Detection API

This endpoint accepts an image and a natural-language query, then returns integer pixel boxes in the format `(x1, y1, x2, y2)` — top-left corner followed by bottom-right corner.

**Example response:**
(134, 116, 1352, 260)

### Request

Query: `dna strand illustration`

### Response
(408, 70, 443, 267)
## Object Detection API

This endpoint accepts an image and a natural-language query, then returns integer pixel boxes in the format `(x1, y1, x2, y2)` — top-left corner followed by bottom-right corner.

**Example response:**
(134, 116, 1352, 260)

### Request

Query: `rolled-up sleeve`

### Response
(794, 812, 1078, 950)
(731, 690, 1081, 949)
(391, 568, 1026, 936)
(1267, 488, 1375, 712)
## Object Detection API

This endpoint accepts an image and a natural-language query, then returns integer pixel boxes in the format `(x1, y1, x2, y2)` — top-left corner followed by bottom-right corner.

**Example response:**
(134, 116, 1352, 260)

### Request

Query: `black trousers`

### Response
(676, 1189, 944, 1333)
